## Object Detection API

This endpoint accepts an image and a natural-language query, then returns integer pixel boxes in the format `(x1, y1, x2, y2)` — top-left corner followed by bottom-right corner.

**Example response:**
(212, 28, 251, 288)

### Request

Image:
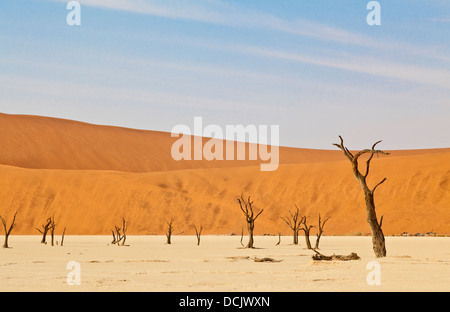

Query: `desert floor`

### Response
(0, 235, 449, 292)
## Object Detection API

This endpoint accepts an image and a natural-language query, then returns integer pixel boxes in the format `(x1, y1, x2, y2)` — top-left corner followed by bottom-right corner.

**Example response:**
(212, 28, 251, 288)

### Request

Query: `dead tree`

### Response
(35, 218, 53, 244)
(240, 226, 244, 247)
(314, 214, 330, 249)
(114, 226, 122, 246)
(166, 218, 174, 245)
(276, 232, 281, 246)
(61, 227, 66, 247)
(193, 224, 203, 246)
(334, 136, 389, 258)
(299, 216, 314, 249)
(120, 218, 127, 246)
(110, 218, 127, 246)
(111, 225, 123, 246)
(0, 211, 18, 248)
(281, 204, 303, 245)
(49, 215, 56, 246)
(238, 195, 264, 249)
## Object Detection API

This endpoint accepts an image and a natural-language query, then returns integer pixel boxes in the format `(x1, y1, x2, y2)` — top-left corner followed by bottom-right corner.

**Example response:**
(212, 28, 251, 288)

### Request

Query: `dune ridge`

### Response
(0, 113, 449, 235)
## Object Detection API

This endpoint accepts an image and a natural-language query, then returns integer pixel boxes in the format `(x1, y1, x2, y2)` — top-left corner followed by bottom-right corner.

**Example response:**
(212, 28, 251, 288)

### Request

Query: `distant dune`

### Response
(0, 113, 449, 235)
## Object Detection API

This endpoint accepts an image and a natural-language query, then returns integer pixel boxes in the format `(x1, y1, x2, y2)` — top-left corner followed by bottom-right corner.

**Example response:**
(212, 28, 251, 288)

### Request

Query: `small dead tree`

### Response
(114, 226, 122, 246)
(110, 218, 127, 246)
(334, 136, 389, 258)
(120, 218, 127, 246)
(238, 195, 264, 249)
(276, 232, 281, 246)
(299, 216, 314, 249)
(49, 215, 56, 246)
(281, 204, 303, 245)
(194, 224, 203, 246)
(166, 218, 174, 245)
(0, 211, 18, 248)
(35, 217, 53, 244)
(61, 227, 66, 247)
(314, 214, 330, 249)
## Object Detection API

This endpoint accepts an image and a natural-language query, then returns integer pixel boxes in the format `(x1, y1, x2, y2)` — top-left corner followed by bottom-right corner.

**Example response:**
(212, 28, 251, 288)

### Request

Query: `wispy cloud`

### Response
(0, 75, 278, 113)
(430, 17, 450, 23)
(234, 45, 450, 90)
(51, 0, 370, 46)
(52, 0, 450, 64)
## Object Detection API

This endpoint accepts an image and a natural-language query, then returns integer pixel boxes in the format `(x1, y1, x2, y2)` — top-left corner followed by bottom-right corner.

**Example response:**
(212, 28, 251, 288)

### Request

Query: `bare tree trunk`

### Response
(166, 218, 174, 245)
(276, 232, 281, 246)
(194, 224, 203, 246)
(365, 193, 386, 257)
(50, 216, 56, 247)
(247, 221, 255, 249)
(300, 216, 314, 250)
(0, 211, 17, 249)
(314, 214, 330, 250)
(61, 227, 66, 247)
(121, 218, 127, 246)
(334, 136, 388, 258)
(111, 230, 117, 244)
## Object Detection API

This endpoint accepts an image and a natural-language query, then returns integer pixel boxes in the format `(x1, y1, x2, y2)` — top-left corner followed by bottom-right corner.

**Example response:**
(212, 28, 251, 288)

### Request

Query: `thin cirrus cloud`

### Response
(54, 0, 370, 46)
(53, 0, 450, 81)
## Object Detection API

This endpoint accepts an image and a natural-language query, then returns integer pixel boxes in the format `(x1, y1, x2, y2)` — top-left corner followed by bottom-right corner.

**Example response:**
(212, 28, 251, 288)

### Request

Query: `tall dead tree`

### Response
(238, 195, 264, 249)
(194, 224, 203, 246)
(299, 216, 314, 249)
(35, 218, 53, 244)
(0, 211, 18, 248)
(314, 214, 330, 249)
(281, 204, 303, 245)
(166, 218, 174, 245)
(334, 136, 389, 258)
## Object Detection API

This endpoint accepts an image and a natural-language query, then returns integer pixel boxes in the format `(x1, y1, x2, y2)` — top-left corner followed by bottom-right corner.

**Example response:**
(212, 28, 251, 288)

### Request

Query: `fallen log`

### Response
(312, 249, 360, 261)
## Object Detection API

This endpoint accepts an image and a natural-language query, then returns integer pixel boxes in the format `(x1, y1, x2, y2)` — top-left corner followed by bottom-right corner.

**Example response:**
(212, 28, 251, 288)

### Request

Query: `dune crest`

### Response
(0, 113, 449, 235)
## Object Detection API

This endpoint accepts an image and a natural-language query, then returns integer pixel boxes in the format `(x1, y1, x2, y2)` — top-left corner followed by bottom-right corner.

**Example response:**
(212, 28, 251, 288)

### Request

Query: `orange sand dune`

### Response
(0, 152, 448, 236)
(2, 113, 446, 172)
(0, 113, 347, 172)
(0, 113, 449, 236)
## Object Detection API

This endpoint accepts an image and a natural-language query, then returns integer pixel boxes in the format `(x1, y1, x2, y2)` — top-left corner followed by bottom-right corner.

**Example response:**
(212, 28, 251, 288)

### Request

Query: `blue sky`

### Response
(0, 0, 449, 149)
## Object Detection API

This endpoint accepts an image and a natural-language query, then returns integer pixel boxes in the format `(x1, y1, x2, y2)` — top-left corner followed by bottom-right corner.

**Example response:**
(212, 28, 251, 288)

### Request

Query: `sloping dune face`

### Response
(0, 113, 345, 172)
(0, 113, 449, 235)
